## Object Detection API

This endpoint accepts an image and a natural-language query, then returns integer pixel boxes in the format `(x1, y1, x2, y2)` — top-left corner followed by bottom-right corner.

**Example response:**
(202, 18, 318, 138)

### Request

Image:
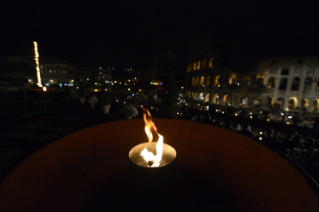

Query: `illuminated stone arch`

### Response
(195, 77, 199, 86)
(205, 93, 210, 103)
(239, 96, 248, 106)
(242, 76, 251, 85)
(215, 75, 221, 87)
(288, 97, 298, 110)
(185, 91, 189, 98)
(302, 99, 309, 111)
(229, 73, 238, 84)
(197, 61, 201, 70)
(257, 77, 264, 87)
(311, 99, 319, 113)
(213, 93, 221, 104)
(253, 97, 261, 106)
(276, 97, 285, 110)
(279, 77, 288, 90)
(200, 76, 205, 86)
(191, 78, 195, 86)
(267, 77, 276, 88)
(223, 94, 231, 106)
(194, 92, 199, 100)
(199, 92, 204, 101)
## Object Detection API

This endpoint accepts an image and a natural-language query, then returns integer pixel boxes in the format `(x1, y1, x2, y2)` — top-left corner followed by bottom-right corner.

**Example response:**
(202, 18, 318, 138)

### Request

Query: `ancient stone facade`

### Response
(185, 34, 319, 114)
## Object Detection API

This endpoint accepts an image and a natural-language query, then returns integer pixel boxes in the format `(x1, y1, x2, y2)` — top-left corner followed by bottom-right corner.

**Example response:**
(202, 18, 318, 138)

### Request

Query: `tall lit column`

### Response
(33, 41, 43, 87)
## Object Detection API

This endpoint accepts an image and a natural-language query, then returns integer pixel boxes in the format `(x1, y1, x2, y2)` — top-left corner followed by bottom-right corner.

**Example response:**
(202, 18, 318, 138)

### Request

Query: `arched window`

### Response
(202, 60, 206, 68)
(197, 61, 201, 70)
(302, 99, 309, 111)
(312, 100, 319, 113)
(279, 78, 288, 90)
(257, 78, 264, 87)
(193, 62, 197, 71)
(200, 76, 205, 86)
(191, 78, 195, 86)
(291, 77, 300, 91)
(229, 73, 238, 84)
(213, 93, 220, 104)
(239, 96, 248, 106)
(276, 97, 285, 110)
(288, 98, 297, 110)
(215, 75, 221, 87)
(281, 69, 289, 75)
(223, 95, 231, 106)
(199, 93, 204, 100)
(267, 77, 275, 88)
(253, 97, 260, 106)
(185, 78, 189, 86)
(209, 58, 214, 68)
(242, 76, 251, 85)
(205, 93, 210, 102)
(195, 77, 199, 86)
(305, 77, 312, 85)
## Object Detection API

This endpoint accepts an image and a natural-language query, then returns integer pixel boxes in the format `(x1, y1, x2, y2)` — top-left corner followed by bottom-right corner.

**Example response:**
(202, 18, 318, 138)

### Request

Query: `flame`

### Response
(140, 108, 163, 167)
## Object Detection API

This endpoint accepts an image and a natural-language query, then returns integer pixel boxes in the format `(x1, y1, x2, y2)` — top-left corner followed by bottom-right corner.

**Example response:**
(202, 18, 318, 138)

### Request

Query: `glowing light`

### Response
(128, 88, 130, 91)
(222, 111, 224, 114)
(43, 87, 47, 91)
(235, 113, 238, 116)
(250, 116, 253, 119)
(259, 137, 262, 141)
(140, 108, 164, 167)
(181, 86, 184, 89)
(267, 119, 270, 121)
(33, 41, 43, 87)
(260, 132, 263, 134)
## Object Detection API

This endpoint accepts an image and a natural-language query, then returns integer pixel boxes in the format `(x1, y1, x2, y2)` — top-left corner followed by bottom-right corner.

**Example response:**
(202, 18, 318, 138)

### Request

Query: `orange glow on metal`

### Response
(140, 108, 163, 167)
(33, 41, 43, 87)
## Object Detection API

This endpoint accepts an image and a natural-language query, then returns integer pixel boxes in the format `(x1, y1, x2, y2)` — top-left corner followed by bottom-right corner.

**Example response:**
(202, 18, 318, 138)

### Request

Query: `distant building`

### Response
(185, 33, 319, 114)
(39, 57, 77, 87)
(1, 56, 77, 87)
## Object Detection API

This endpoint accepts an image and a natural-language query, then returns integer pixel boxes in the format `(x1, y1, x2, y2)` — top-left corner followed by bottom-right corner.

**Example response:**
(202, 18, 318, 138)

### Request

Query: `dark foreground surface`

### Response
(0, 98, 123, 181)
(1, 119, 318, 212)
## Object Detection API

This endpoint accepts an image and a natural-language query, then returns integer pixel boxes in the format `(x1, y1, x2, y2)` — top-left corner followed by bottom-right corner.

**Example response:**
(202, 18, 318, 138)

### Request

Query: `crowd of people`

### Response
(178, 106, 319, 169)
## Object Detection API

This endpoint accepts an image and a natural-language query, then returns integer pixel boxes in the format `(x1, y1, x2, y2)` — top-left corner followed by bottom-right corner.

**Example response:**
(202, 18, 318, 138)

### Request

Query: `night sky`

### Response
(1, 1, 319, 73)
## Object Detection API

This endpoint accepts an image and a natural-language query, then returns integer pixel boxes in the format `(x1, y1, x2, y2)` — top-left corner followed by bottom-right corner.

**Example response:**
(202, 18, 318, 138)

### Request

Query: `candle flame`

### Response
(140, 108, 163, 167)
